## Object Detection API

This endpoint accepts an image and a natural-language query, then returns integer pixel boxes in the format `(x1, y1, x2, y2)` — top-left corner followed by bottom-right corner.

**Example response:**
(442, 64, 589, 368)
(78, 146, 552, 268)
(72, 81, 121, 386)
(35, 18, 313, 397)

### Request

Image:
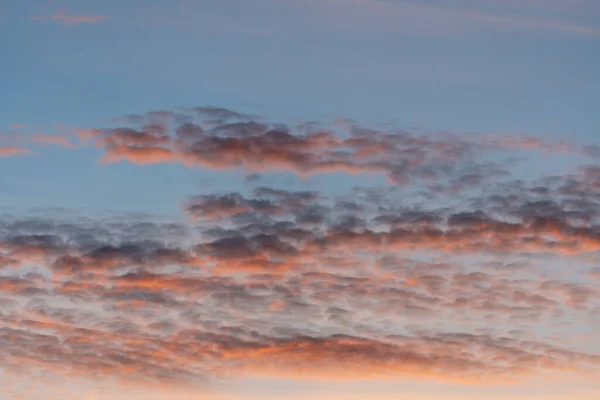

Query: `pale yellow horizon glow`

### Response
(10, 376, 599, 400)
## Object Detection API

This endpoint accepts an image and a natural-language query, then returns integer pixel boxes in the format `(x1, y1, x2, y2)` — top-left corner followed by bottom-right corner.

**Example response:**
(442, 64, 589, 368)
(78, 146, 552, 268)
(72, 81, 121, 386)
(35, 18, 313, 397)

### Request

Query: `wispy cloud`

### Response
(0, 146, 31, 157)
(32, 134, 77, 148)
(297, 0, 600, 37)
(33, 9, 107, 26)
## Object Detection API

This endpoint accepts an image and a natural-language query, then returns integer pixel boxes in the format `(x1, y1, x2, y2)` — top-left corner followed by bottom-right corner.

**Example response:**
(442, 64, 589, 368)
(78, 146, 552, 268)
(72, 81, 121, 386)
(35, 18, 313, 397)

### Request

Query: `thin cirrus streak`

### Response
(32, 10, 107, 26)
(0, 146, 31, 157)
(294, 0, 600, 37)
(1, 106, 599, 396)
(31, 133, 78, 148)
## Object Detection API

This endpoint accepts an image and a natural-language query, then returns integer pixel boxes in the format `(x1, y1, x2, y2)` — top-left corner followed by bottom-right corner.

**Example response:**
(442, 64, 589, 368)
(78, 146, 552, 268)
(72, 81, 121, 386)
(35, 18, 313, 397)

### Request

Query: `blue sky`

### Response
(3, 0, 599, 132)
(2, 0, 599, 214)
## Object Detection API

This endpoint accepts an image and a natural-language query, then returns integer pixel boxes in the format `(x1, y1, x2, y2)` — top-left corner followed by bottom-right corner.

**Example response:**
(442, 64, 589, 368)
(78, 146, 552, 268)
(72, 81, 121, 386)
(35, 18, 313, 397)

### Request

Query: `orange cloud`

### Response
(1, 205, 599, 388)
(2, 106, 600, 393)
(12, 108, 598, 190)
(0, 146, 31, 157)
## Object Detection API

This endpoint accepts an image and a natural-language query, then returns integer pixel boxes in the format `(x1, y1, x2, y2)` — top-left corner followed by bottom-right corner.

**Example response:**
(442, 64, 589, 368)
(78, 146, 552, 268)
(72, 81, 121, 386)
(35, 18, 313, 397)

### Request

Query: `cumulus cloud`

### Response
(1, 106, 600, 392)
(2, 178, 600, 387)
(49, 107, 594, 189)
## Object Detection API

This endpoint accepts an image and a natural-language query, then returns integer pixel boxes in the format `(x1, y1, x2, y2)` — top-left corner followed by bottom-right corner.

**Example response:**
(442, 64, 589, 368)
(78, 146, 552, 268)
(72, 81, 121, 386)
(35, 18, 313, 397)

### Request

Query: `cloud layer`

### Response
(11, 107, 583, 188)
(1, 107, 599, 391)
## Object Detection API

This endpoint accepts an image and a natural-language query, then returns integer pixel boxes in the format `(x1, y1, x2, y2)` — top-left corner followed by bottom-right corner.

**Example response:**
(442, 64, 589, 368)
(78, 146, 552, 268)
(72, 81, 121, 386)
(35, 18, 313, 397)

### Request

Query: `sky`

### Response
(0, 0, 599, 399)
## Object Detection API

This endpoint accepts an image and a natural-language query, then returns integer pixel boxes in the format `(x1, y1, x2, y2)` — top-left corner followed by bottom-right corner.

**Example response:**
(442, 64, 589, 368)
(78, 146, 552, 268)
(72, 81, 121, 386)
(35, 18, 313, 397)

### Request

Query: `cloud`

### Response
(297, 0, 600, 37)
(32, 134, 77, 148)
(33, 10, 107, 26)
(2, 106, 600, 393)
(1, 173, 600, 387)
(61, 107, 594, 188)
(0, 146, 31, 157)
(185, 187, 319, 221)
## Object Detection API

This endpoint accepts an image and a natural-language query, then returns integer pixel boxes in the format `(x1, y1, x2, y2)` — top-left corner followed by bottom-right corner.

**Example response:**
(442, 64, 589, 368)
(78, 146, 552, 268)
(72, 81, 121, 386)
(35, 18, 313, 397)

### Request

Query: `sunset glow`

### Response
(1, 1, 599, 399)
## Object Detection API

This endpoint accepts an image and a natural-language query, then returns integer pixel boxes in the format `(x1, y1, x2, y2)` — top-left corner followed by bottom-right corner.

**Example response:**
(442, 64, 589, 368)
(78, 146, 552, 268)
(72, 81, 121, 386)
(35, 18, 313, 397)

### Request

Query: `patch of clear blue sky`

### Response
(1, 0, 598, 214)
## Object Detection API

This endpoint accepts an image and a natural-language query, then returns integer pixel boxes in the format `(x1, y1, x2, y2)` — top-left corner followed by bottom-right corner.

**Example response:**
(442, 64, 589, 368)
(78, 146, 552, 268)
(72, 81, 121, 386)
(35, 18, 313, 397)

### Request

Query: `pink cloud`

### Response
(2, 106, 600, 391)
(33, 10, 107, 26)
(0, 146, 31, 157)
(72, 108, 595, 190)
(32, 134, 77, 148)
